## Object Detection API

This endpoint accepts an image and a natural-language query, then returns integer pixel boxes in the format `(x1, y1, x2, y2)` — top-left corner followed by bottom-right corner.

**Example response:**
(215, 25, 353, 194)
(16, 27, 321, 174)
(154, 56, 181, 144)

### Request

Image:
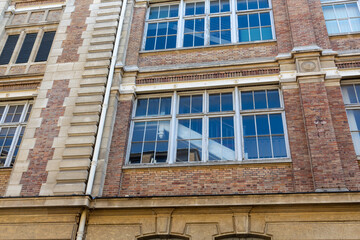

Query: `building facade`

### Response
(0, 0, 360, 239)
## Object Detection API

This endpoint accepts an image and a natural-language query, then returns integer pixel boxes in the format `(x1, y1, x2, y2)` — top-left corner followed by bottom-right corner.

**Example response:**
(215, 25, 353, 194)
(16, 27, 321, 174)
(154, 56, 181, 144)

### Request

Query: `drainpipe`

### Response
(76, 0, 128, 238)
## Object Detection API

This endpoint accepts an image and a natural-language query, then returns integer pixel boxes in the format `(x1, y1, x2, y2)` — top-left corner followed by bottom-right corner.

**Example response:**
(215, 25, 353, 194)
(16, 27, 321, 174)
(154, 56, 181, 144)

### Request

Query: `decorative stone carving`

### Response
(296, 57, 321, 73)
(301, 61, 317, 72)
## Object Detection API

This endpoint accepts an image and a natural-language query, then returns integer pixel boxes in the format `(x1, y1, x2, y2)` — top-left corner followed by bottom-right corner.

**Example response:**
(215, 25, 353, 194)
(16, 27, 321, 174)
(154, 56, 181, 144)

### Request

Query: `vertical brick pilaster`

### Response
(272, 0, 293, 53)
(286, 0, 317, 47)
(298, 78, 347, 191)
(326, 84, 360, 191)
(282, 87, 314, 192)
(103, 97, 133, 196)
(125, 3, 147, 67)
(308, 0, 331, 49)
(20, 80, 70, 196)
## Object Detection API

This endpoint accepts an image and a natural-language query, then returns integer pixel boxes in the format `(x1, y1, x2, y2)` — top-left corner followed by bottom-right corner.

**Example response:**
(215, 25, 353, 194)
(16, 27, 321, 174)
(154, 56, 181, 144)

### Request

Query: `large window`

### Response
(127, 88, 289, 165)
(0, 31, 55, 65)
(143, 0, 275, 50)
(341, 83, 360, 155)
(321, 0, 360, 34)
(0, 102, 32, 168)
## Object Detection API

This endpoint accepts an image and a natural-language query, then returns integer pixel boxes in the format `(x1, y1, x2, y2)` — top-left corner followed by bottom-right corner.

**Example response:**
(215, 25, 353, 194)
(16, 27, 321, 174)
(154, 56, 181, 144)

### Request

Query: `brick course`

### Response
(0, 169, 11, 196)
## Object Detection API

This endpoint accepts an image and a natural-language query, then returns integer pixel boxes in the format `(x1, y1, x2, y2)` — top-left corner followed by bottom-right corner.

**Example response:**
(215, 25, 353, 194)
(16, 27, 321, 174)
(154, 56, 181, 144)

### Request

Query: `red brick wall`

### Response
(326, 85, 360, 191)
(330, 35, 360, 52)
(103, 99, 133, 196)
(272, 0, 293, 53)
(308, 0, 331, 49)
(283, 87, 314, 192)
(0, 169, 11, 196)
(20, 80, 70, 196)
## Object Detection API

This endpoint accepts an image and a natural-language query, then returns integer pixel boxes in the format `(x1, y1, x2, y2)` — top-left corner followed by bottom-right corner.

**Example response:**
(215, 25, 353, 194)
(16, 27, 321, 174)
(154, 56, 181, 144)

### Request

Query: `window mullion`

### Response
(4, 125, 21, 167)
(234, 87, 242, 161)
(169, 91, 177, 164)
(177, 0, 185, 48)
(230, 0, 237, 43)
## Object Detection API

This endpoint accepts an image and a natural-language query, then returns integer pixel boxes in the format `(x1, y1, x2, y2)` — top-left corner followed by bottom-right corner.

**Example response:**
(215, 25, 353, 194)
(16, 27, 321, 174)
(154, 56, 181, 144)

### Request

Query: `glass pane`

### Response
(210, 17, 220, 31)
(149, 7, 159, 19)
(243, 115, 256, 136)
(254, 90, 267, 109)
(35, 31, 56, 62)
(186, 3, 195, 15)
(155, 36, 166, 49)
(166, 35, 177, 48)
(244, 137, 258, 159)
(147, 98, 160, 116)
(189, 140, 202, 161)
(196, 2, 205, 14)
(136, 99, 148, 116)
(192, 95, 203, 113)
(132, 122, 145, 142)
(209, 138, 222, 160)
(210, 0, 220, 13)
(221, 16, 231, 29)
(210, 31, 220, 45)
(269, 114, 284, 134)
(326, 20, 340, 34)
(209, 118, 221, 138)
(159, 5, 169, 18)
(248, 0, 258, 9)
(249, 13, 260, 27)
(144, 121, 157, 141)
(256, 114, 270, 135)
(190, 118, 202, 138)
(347, 3, 360, 17)
(179, 96, 190, 114)
(195, 18, 204, 32)
(158, 121, 170, 140)
(250, 28, 261, 41)
(16, 33, 37, 64)
(222, 138, 235, 160)
(267, 90, 280, 108)
(0, 106, 5, 120)
(209, 94, 220, 112)
(351, 132, 360, 155)
(355, 85, 360, 103)
(184, 34, 193, 47)
(158, 22, 167, 35)
(168, 21, 178, 35)
(194, 33, 205, 46)
(176, 140, 189, 161)
(222, 93, 233, 111)
(145, 37, 155, 50)
(222, 117, 234, 137)
(25, 105, 32, 122)
(129, 143, 142, 164)
(185, 19, 194, 34)
(239, 29, 250, 42)
(155, 141, 168, 162)
(241, 91, 254, 110)
(261, 27, 272, 40)
(220, 0, 230, 12)
(342, 85, 358, 104)
(238, 14, 248, 28)
(170, 5, 179, 17)
(237, 0, 247, 10)
(350, 18, 360, 31)
(221, 30, 231, 44)
(322, 6, 336, 20)
(334, 4, 347, 18)
(260, 12, 271, 26)
(347, 109, 360, 131)
(339, 19, 351, 32)
(142, 142, 155, 163)
(178, 119, 190, 139)
(258, 136, 272, 158)
(160, 97, 171, 115)
(259, 0, 269, 9)
(272, 135, 287, 158)
(0, 35, 19, 65)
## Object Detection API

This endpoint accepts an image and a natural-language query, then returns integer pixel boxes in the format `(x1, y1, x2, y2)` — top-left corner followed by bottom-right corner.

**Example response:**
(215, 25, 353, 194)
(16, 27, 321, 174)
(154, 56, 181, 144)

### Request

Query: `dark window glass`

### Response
(35, 31, 55, 62)
(16, 33, 37, 63)
(0, 35, 19, 65)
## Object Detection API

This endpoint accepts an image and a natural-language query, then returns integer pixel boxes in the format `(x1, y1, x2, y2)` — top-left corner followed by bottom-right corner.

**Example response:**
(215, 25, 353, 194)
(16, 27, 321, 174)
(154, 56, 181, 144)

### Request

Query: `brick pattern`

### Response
(57, 0, 92, 63)
(136, 68, 280, 85)
(12, 0, 65, 8)
(20, 80, 70, 196)
(119, 165, 294, 197)
(272, 0, 293, 53)
(125, 6, 146, 66)
(0, 82, 39, 91)
(330, 35, 360, 52)
(308, 0, 331, 49)
(326, 85, 360, 191)
(336, 61, 360, 69)
(103, 99, 133, 196)
(0, 169, 11, 196)
(298, 80, 346, 190)
(139, 43, 278, 67)
(283, 88, 314, 192)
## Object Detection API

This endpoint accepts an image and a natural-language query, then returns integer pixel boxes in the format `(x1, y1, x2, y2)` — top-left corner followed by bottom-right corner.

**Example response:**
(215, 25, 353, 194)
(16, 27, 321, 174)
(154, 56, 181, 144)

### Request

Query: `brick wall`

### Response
(330, 35, 360, 52)
(272, 0, 293, 53)
(0, 169, 11, 196)
(308, 0, 331, 49)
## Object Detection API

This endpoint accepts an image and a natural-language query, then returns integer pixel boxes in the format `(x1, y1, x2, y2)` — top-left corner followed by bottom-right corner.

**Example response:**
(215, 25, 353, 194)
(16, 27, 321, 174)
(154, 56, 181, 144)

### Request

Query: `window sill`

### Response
(123, 158, 292, 169)
(329, 31, 360, 37)
(139, 40, 277, 54)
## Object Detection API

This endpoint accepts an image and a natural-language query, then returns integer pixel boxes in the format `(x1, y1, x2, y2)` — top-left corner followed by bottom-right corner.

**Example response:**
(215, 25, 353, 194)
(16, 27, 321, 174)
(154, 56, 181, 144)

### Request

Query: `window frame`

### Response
(321, 0, 360, 35)
(142, 0, 276, 51)
(0, 101, 32, 168)
(126, 86, 290, 166)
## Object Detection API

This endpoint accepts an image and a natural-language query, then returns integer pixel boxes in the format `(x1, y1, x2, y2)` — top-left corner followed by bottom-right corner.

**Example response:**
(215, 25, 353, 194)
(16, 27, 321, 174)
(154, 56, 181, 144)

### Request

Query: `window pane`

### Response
(209, 94, 221, 112)
(350, 18, 360, 31)
(156, 36, 166, 49)
(155, 141, 168, 162)
(166, 35, 177, 48)
(339, 19, 351, 32)
(250, 28, 261, 41)
(185, 19, 194, 34)
(220, 0, 230, 12)
(190, 118, 202, 137)
(147, 23, 157, 36)
(35, 31, 55, 62)
(192, 95, 203, 113)
(334, 4, 347, 18)
(158, 121, 170, 140)
(210, 0, 220, 13)
(160, 97, 171, 115)
(210, 17, 220, 31)
(322, 6, 336, 20)
(256, 114, 270, 135)
(222, 93, 233, 111)
(189, 140, 202, 161)
(259, 0, 269, 8)
(249, 14, 260, 27)
(239, 29, 250, 42)
(132, 122, 145, 142)
(158, 22, 167, 35)
(260, 12, 271, 26)
(178, 119, 190, 139)
(222, 16, 231, 29)
(347, 3, 360, 17)
(248, 0, 258, 10)
(144, 121, 157, 141)
(170, 5, 179, 17)
(195, 18, 204, 32)
(179, 96, 190, 114)
(142, 142, 155, 163)
(209, 138, 222, 160)
(244, 137, 258, 159)
(267, 90, 280, 108)
(261, 27, 272, 40)
(347, 109, 360, 131)
(0, 106, 5, 120)
(145, 37, 155, 50)
(149, 7, 159, 19)
(176, 140, 189, 162)
(186, 3, 195, 15)
(210, 31, 220, 45)
(168, 21, 178, 34)
(184, 34, 194, 47)
(148, 98, 160, 116)
(209, 118, 221, 138)
(159, 6, 169, 18)
(272, 135, 287, 158)
(342, 85, 358, 104)
(326, 20, 340, 34)
(258, 136, 272, 158)
(129, 143, 142, 164)
(237, 0, 247, 10)
(238, 15, 248, 28)
(16, 33, 37, 64)
(254, 90, 267, 109)
(241, 91, 254, 110)
(351, 132, 360, 155)
(221, 30, 231, 44)
(196, 2, 205, 14)
(194, 33, 205, 46)
(222, 138, 235, 160)
(355, 85, 360, 103)
(0, 35, 19, 65)
(243, 115, 256, 136)
(222, 117, 234, 137)
(136, 99, 148, 116)
(269, 114, 284, 134)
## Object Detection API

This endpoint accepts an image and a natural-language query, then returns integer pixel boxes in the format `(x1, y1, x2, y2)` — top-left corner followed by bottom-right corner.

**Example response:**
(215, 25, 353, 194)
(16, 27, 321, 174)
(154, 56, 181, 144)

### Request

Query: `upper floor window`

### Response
(127, 88, 289, 165)
(321, 0, 360, 34)
(0, 31, 55, 65)
(0, 102, 32, 168)
(143, 0, 275, 51)
(341, 83, 360, 155)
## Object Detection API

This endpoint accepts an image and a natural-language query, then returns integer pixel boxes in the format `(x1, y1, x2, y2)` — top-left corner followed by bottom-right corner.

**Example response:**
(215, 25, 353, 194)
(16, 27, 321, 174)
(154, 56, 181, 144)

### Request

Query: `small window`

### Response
(321, 0, 360, 34)
(0, 103, 32, 168)
(0, 35, 19, 65)
(16, 33, 37, 64)
(35, 31, 56, 62)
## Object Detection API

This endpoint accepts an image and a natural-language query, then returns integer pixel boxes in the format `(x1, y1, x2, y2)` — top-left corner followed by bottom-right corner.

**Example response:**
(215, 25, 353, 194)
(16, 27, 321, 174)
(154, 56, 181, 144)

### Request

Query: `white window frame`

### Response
(0, 101, 32, 168)
(126, 87, 290, 165)
(321, 0, 360, 35)
(142, 0, 276, 51)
